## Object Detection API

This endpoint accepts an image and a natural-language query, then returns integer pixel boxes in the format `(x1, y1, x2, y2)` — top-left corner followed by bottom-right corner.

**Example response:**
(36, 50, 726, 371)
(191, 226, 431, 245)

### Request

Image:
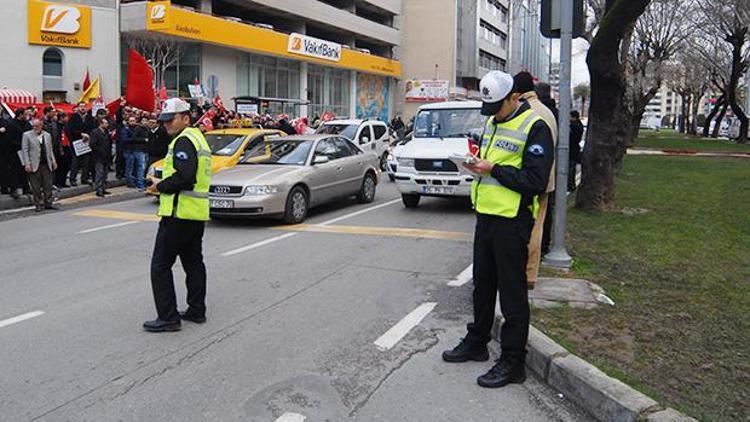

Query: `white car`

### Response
(392, 101, 485, 208)
(316, 119, 390, 171)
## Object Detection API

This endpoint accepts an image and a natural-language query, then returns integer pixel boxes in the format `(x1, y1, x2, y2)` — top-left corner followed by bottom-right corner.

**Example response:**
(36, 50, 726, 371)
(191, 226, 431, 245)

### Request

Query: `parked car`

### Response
(208, 134, 380, 223)
(146, 128, 285, 194)
(316, 119, 390, 171)
(391, 101, 484, 208)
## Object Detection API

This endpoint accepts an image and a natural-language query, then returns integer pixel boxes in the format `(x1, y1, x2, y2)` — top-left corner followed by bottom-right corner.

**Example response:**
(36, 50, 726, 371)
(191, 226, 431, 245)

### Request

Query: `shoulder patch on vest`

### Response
(527, 144, 545, 156)
(175, 151, 189, 161)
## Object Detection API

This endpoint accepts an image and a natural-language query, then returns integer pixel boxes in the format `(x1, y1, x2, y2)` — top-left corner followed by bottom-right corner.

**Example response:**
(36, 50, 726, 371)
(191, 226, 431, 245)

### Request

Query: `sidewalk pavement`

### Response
(0, 173, 126, 211)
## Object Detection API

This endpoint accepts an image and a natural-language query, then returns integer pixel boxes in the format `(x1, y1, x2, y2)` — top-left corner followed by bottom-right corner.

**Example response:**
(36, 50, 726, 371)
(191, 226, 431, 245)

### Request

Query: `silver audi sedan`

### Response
(208, 134, 380, 223)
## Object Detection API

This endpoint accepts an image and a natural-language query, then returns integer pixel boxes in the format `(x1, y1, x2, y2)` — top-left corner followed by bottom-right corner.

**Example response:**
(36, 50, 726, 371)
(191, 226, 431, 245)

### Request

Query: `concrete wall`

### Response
(0, 0, 120, 103)
(398, 0, 456, 119)
(247, 0, 401, 46)
(201, 45, 239, 105)
(362, 0, 401, 15)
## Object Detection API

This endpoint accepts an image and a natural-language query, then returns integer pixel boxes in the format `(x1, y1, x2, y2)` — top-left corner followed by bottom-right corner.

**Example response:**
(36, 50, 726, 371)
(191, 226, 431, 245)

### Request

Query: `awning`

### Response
(0, 89, 37, 105)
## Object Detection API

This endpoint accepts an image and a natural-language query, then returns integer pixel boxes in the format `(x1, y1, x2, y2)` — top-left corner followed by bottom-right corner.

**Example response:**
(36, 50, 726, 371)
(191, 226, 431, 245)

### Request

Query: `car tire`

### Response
(357, 173, 377, 204)
(283, 186, 308, 224)
(402, 193, 420, 208)
(379, 154, 388, 172)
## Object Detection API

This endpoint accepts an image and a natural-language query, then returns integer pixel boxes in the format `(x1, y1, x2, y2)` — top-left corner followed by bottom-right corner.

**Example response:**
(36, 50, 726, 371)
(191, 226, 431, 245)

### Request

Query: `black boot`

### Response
(143, 318, 181, 332)
(477, 356, 526, 388)
(179, 308, 206, 323)
(442, 338, 489, 363)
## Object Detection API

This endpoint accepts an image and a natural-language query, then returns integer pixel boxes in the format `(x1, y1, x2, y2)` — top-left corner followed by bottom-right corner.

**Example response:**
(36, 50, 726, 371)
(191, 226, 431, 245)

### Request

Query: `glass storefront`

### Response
(237, 53, 301, 115)
(308, 64, 351, 119)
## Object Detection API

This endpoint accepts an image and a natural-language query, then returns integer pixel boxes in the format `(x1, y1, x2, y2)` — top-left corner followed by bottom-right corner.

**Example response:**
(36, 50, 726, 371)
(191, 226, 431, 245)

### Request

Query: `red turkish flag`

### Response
(125, 49, 155, 112)
(82, 69, 91, 92)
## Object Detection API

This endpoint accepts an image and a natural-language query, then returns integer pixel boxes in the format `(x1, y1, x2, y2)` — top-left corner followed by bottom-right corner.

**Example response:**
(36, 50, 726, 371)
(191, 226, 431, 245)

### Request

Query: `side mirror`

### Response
(313, 155, 330, 165)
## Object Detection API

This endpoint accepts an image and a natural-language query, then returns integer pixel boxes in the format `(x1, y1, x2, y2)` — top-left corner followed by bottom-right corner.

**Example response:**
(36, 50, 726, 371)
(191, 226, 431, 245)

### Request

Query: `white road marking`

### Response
(447, 264, 473, 286)
(77, 220, 140, 234)
(0, 311, 45, 329)
(275, 413, 306, 422)
(219, 198, 400, 257)
(221, 233, 298, 257)
(374, 302, 437, 351)
(317, 198, 400, 226)
(276, 412, 307, 422)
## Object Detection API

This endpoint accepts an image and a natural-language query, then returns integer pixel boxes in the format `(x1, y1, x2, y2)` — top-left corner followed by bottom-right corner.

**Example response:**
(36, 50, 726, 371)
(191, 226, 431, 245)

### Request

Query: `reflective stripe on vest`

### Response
(158, 127, 212, 221)
(471, 108, 542, 219)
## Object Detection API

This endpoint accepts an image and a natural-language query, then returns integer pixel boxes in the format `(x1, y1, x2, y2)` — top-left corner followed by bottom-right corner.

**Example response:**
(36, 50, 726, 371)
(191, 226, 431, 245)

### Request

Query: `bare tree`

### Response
(625, 0, 693, 139)
(122, 34, 182, 91)
(573, 83, 590, 115)
(697, 0, 750, 142)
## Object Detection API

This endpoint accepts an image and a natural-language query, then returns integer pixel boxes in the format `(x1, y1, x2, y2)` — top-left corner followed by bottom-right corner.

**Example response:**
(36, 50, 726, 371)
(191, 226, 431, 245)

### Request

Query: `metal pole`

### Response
(543, 0, 573, 268)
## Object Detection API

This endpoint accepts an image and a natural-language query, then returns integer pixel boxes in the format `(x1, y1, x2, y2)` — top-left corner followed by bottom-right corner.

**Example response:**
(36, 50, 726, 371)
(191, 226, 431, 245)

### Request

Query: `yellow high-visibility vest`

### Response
(158, 127, 212, 221)
(471, 108, 542, 218)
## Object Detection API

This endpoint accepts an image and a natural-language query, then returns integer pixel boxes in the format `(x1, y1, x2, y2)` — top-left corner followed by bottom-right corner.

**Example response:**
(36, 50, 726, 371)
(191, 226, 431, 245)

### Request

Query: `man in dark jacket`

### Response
(67, 102, 91, 186)
(56, 112, 72, 188)
(90, 117, 112, 197)
(278, 118, 297, 136)
(42, 107, 62, 188)
(147, 118, 170, 166)
(5, 109, 32, 198)
(568, 111, 584, 192)
(129, 117, 150, 191)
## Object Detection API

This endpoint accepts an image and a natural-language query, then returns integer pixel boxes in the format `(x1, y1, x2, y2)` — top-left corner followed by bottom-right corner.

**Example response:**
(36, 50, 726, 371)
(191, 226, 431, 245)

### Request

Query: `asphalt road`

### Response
(0, 181, 593, 422)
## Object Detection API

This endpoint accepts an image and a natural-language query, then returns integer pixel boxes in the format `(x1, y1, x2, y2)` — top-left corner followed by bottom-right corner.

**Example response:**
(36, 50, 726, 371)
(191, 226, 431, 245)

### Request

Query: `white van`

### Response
(391, 101, 485, 208)
(316, 119, 390, 170)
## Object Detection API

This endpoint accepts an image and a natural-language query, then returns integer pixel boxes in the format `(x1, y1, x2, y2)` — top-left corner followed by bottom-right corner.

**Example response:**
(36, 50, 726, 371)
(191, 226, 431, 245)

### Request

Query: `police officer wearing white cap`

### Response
(143, 98, 212, 332)
(442, 71, 554, 388)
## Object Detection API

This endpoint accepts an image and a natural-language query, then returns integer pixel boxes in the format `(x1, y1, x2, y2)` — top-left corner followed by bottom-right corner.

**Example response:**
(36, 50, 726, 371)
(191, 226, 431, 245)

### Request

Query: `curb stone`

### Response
(0, 179, 125, 210)
(493, 316, 698, 422)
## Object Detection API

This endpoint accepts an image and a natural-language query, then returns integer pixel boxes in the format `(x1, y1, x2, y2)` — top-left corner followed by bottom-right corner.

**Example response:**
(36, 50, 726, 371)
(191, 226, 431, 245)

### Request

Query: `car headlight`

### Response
(397, 158, 414, 167)
(244, 185, 279, 196)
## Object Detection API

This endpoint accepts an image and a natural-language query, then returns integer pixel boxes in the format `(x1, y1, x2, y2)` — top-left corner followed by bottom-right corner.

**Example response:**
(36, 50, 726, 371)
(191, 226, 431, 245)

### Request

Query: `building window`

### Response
(480, 20, 508, 50)
(479, 51, 506, 71)
(308, 64, 350, 118)
(43, 48, 63, 77)
(237, 52, 301, 115)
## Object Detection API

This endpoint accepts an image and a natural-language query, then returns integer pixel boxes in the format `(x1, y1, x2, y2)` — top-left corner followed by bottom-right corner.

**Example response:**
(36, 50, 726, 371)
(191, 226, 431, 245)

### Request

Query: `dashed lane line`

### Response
(77, 220, 141, 234)
(374, 302, 437, 351)
(275, 413, 306, 422)
(0, 311, 45, 329)
(447, 264, 473, 286)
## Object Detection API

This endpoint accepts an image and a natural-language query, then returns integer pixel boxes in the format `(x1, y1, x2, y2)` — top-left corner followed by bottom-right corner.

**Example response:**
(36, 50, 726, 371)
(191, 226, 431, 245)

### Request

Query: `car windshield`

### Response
(413, 108, 484, 139)
(316, 124, 357, 140)
(205, 134, 246, 156)
(240, 139, 313, 165)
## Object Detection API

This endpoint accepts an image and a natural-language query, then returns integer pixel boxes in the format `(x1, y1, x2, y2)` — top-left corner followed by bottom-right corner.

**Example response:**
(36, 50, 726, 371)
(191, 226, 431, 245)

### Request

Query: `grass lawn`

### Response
(534, 154, 750, 421)
(634, 129, 750, 153)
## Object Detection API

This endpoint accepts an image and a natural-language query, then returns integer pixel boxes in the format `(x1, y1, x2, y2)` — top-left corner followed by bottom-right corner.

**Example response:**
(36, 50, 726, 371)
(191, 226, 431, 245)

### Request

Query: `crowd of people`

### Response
(0, 99, 174, 209)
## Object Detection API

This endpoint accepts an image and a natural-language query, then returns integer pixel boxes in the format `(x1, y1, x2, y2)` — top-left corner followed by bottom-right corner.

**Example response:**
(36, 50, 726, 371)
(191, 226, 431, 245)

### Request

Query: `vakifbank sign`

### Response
(27, 0, 91, 48)
(287, 33, 342, 62)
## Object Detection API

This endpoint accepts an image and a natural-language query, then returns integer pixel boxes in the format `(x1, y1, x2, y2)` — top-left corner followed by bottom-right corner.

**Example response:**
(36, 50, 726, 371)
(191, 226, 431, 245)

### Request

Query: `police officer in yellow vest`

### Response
(144, 98, 212, 332)
(442, 71, 554, 388)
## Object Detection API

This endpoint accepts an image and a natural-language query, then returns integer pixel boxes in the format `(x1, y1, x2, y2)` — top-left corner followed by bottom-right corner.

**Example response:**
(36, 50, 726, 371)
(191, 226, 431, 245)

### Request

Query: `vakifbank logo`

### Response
(150, 4, 166, 21)
(287, 33, 341, 62)
(41, 5, 81, 34)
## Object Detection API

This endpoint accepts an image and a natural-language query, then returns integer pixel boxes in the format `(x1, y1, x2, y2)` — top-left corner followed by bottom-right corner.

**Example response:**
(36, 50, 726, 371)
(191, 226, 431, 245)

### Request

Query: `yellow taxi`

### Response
(146, 128, 285, 194)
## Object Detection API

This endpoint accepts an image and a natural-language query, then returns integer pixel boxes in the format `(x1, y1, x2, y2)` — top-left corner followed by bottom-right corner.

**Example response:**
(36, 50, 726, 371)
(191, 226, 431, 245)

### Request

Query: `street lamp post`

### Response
(543, 0, 573, 268)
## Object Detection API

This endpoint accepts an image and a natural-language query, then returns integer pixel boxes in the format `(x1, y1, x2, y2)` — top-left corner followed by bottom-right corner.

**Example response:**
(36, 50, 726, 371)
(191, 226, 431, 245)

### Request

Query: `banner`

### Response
(404, 80, 449, 103)
(72, 139, 91, 157)
(237, 103, 258, 115)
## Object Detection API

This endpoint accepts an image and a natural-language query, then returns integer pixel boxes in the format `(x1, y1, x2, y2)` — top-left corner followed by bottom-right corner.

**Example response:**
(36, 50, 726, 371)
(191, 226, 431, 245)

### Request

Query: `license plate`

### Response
(210, 199, 234, 209)
(421, 185, 454, 195)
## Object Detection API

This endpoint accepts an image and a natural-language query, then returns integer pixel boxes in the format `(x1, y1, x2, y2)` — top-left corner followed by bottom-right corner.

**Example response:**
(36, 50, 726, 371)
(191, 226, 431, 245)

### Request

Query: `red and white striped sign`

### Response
(0, 89, 37, 104)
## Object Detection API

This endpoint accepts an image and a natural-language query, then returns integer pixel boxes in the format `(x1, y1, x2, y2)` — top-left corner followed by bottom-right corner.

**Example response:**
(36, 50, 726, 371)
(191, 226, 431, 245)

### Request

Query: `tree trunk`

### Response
(713, 101, 729, 138)
(575, 0, 651, 211)
(690, 92, 702, 136)
(703, 95, 725, 137)
(727, 29, 749, 143)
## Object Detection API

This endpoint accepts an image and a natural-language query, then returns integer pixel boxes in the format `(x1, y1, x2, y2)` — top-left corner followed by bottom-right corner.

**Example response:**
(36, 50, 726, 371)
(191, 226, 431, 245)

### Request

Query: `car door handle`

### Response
(336, 166, 343, 171)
